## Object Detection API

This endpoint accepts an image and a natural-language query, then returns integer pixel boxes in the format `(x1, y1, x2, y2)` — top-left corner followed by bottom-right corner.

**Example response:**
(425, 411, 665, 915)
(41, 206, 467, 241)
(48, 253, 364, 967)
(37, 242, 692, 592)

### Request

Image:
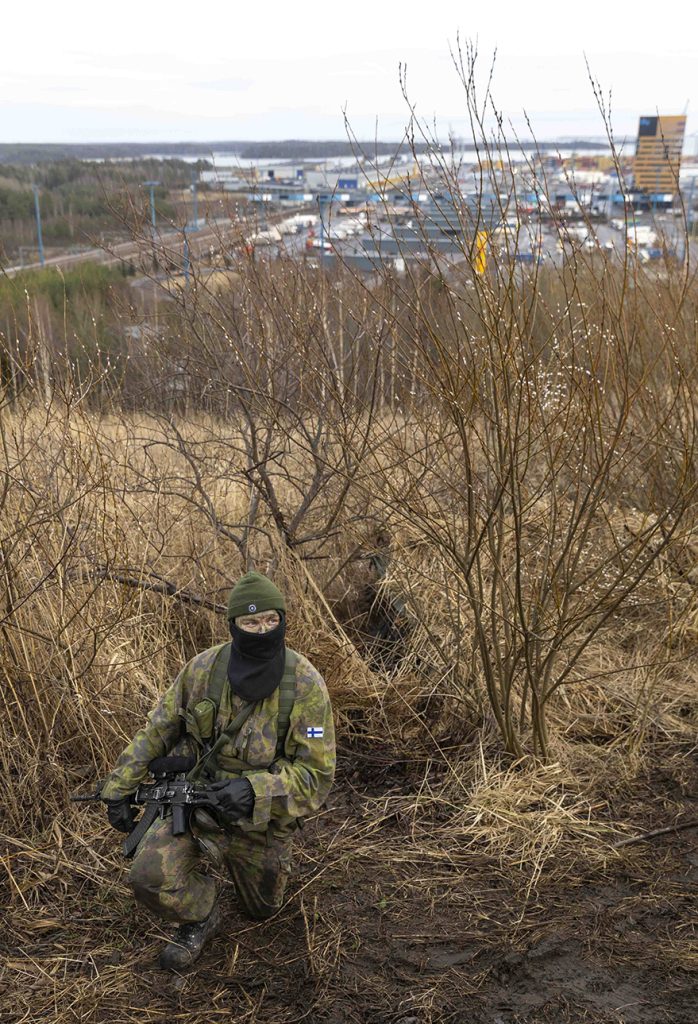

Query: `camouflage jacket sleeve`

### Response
(246, 655, 336, 830)
(99, 646, 220, 800)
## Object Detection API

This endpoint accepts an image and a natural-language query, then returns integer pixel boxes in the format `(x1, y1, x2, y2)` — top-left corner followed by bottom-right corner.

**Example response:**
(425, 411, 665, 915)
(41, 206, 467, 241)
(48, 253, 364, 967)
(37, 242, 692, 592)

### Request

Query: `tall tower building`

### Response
(634, 115, 686, 193)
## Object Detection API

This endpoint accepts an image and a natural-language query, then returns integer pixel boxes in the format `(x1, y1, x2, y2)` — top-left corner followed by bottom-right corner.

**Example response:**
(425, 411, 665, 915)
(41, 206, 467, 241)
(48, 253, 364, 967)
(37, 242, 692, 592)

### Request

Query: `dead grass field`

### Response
(1, 392, 696, 1023)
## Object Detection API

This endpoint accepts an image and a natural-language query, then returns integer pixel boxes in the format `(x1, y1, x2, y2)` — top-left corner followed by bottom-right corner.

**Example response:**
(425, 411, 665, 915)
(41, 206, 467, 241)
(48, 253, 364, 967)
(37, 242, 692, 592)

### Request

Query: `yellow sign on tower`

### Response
(474, 231, 488, 275)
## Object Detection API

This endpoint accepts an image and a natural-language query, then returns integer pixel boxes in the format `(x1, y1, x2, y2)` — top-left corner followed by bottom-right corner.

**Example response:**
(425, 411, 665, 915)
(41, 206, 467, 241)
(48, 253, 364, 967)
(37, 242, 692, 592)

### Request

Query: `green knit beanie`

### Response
(227, 571, 286, 621)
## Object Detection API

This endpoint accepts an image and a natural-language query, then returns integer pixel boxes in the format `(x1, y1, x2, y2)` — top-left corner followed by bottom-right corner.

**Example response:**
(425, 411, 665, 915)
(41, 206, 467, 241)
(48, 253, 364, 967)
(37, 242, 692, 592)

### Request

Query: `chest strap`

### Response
(276, 649, 298, 757)
(187, 700, 256, 781)
(187, 645, 298, 778)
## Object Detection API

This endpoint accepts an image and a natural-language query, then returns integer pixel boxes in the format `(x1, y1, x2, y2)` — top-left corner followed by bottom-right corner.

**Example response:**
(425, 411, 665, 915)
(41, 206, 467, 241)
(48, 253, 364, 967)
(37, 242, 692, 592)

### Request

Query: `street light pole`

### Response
(32, 185, 45, 267)
(182, 169, 201, 288)
(191, 169, 198, 229)
(680, 175, 697, 265)
(317, 194, 329, 265)
(607, 173, 617, 220)
(183, 230, 190, 286)
(143, 180, 160, 230)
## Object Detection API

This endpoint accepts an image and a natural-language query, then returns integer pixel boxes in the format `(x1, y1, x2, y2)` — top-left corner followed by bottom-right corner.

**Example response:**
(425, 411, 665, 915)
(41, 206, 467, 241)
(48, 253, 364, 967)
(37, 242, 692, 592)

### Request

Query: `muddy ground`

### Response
(3, 749, 697, 1024)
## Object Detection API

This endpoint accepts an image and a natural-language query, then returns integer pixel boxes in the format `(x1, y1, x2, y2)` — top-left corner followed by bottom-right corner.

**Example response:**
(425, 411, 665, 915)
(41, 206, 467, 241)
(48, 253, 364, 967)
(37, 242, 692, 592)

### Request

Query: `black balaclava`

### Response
(227, 612, 286, 702)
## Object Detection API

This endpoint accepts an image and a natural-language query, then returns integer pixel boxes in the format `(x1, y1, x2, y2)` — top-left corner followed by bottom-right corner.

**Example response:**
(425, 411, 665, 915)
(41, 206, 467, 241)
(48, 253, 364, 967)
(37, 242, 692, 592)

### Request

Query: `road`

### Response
(5, 207, 693, 283)
(1, 219, 239, 278)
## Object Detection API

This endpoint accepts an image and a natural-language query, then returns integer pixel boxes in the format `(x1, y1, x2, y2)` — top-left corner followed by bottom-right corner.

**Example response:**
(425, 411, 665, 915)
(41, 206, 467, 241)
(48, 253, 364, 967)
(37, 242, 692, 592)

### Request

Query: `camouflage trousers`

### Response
(128, 815, 293, 924)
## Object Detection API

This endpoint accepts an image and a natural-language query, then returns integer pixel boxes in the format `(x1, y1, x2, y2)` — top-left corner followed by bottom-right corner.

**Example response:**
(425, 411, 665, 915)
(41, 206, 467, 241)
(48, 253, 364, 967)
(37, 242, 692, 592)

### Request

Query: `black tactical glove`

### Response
(104, 797, 137, 834)
(207, 777, 255, 819)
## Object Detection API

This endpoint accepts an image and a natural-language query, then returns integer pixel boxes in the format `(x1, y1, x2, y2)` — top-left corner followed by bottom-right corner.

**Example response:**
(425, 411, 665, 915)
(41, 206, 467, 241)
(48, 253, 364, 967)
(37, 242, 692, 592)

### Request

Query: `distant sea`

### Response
(94, 148, 619, 168)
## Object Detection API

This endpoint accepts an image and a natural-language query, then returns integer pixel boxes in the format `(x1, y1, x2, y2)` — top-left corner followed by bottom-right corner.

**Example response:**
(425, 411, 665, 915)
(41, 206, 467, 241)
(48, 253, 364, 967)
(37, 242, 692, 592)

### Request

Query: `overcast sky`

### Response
(2, 2, 696, 146)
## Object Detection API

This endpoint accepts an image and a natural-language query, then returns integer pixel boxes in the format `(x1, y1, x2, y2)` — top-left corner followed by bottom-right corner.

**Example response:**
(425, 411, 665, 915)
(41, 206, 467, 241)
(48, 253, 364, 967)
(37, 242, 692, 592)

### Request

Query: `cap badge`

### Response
(248, 603, 257, 612)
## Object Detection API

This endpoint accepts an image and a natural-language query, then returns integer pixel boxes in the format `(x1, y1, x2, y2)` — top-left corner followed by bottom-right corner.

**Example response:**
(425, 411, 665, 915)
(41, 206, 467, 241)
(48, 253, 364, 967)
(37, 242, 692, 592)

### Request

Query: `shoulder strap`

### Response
(206, 643, 293, 729)
(190, 645, 298, 776)
(276, 649, 298, 757)
(187, 701, 255, 781)
(208, 642, 231, 710)
(186, 643, 247, 781)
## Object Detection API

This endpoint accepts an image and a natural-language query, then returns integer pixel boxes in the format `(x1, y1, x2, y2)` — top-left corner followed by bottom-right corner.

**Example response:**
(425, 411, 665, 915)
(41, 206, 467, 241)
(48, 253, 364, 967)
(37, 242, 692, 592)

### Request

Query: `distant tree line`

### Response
(0, 138, 612, 165)
(0, 159, 193, 262)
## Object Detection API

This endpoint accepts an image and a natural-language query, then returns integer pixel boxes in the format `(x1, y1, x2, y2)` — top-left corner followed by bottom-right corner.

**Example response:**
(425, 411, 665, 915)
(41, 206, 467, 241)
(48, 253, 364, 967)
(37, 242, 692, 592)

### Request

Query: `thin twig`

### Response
(613, 820, 698, 848)
(71, 568, 227, 614)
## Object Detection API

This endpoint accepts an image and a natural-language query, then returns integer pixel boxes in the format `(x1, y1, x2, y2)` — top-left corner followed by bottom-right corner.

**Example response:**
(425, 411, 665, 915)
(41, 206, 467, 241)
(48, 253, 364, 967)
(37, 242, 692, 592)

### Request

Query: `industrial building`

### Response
(633, 115, 686, 194)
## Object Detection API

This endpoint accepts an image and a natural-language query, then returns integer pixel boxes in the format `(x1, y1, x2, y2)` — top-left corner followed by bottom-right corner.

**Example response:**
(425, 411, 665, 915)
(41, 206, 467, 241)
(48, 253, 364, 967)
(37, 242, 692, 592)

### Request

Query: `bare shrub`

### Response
(1, 53, 697, 912)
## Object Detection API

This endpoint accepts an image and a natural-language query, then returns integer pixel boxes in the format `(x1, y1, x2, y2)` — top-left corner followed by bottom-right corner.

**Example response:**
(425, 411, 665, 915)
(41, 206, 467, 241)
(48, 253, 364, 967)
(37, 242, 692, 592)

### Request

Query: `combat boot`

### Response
(158, 902, 221, 971)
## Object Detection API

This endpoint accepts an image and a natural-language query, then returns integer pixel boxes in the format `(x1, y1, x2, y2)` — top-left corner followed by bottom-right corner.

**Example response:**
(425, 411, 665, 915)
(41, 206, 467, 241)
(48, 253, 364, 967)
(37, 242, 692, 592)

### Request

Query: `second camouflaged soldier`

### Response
(100, 572, 336, 970)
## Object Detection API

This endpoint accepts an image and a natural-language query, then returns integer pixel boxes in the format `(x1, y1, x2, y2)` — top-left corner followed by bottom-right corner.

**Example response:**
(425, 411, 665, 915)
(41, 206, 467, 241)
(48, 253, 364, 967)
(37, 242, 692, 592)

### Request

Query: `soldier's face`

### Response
(236, 610, 281, 634)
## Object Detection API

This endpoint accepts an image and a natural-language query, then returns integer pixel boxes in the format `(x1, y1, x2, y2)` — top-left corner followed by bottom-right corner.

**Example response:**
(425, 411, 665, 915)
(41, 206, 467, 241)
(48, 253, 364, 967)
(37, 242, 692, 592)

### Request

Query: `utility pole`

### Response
(142, 180, 161, 271)
(607, 171, 618, 220)
(680, 175, 697, 264)
(317, 194, 329, 265)
(182, 169, 200, 287)
(142, 180, 160, 230)
(191, 169, 199, 229)
(32, 185, 45, 267)
(183, 227, 194, 287)
(688, 176, 697, 236)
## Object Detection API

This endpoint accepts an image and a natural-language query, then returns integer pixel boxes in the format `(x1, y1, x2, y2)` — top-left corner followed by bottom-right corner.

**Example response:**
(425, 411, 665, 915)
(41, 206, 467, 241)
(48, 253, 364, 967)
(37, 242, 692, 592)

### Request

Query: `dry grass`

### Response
(1, 396, 696, 1019)
(2, 131, 698, 1019)
(1, 401, 691, 1007)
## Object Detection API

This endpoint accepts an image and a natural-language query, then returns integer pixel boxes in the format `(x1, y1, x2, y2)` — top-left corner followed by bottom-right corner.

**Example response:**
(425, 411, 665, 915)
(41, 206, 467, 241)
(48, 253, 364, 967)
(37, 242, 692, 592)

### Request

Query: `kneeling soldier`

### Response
(100, 572, 336, 970)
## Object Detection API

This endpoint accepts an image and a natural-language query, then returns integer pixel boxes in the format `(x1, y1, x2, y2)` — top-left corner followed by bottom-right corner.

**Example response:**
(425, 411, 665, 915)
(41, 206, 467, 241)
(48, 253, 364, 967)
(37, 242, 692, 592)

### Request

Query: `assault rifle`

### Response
(70, 755, 224, 858)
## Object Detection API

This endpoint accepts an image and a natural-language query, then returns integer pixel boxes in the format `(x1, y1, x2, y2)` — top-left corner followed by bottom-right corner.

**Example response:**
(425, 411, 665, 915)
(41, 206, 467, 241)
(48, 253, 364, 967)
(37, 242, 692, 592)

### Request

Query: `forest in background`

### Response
(0, 158, 206, 264)
(0, 138, 611, 165)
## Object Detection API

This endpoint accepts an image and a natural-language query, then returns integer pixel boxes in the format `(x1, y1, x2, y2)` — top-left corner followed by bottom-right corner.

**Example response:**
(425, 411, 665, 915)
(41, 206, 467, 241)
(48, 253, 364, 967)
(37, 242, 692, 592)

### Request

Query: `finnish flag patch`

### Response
(306, 727, 324, 739)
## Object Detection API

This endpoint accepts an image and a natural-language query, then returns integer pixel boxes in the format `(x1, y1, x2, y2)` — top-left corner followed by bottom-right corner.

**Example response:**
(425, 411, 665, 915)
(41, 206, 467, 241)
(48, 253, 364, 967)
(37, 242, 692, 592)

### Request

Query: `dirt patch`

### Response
(2, 754, 696, 1024)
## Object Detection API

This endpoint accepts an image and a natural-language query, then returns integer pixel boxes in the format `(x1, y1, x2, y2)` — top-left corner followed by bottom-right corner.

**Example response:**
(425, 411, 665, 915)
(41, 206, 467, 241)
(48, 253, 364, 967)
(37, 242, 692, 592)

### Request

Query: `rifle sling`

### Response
(187, 701, 257, 782)
(123, 802, 161, 859)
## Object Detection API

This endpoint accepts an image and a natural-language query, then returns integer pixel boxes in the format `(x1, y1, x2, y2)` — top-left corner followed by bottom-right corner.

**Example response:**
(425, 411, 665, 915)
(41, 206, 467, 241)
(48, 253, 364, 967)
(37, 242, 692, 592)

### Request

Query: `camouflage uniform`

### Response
(101, 643, 335, 923)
